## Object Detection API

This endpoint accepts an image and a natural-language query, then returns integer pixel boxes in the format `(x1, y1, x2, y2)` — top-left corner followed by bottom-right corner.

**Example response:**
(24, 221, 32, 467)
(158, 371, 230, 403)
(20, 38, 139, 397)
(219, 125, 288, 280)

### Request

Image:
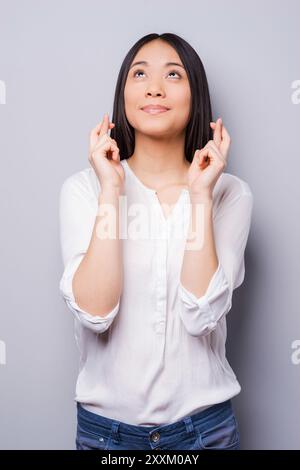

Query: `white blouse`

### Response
(59, 158, 254, 426)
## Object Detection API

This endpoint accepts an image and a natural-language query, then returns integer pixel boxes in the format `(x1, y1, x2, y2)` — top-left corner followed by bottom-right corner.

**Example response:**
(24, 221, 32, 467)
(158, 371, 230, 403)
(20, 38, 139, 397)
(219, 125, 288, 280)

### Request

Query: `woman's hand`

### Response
(187, 118, 231, 199)
(88, 113, 125, 192)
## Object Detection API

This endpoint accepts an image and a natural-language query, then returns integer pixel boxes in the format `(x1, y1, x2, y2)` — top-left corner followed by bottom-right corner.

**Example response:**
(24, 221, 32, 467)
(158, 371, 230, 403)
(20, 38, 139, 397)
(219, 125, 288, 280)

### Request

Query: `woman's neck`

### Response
(127, 155, 190, 193)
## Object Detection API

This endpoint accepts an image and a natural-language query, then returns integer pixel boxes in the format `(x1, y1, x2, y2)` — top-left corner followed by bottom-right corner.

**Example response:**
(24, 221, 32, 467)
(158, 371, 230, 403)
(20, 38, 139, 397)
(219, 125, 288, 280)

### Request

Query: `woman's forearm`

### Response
(72, 187, 123, 317)
(180, 195, 218, 298)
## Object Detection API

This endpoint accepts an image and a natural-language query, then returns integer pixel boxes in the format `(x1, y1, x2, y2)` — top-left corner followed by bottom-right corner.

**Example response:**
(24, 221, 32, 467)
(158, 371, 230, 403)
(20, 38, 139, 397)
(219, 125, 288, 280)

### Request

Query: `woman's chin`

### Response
(135, 122, 175, 137)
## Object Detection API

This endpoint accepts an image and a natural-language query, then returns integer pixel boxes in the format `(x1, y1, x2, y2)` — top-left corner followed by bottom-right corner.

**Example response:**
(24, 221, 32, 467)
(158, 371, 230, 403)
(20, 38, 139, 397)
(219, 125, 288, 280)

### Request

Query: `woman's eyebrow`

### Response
(129, 60, 185, 70)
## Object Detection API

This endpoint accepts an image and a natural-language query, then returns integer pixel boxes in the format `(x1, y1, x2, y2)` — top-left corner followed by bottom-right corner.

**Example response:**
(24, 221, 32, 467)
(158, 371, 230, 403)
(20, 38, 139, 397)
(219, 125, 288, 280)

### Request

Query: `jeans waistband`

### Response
(77, 399, 233, 442)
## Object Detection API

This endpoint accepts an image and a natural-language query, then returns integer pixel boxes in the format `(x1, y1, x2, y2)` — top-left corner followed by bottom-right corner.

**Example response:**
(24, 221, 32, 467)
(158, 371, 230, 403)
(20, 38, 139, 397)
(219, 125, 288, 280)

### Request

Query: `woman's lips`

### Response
(141, 108, 170, 115)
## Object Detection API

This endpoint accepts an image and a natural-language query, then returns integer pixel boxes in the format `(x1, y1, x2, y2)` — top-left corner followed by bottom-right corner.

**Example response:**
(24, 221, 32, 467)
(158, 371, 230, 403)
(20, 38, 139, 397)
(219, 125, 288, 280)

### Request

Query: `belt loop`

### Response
(111, 421, 120, 444)
(183, 416, 194, 434)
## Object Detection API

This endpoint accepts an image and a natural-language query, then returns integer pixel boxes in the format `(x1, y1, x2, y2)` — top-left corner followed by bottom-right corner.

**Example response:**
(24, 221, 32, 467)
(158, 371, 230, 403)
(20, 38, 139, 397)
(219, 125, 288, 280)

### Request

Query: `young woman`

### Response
(59, 32, 253, 451)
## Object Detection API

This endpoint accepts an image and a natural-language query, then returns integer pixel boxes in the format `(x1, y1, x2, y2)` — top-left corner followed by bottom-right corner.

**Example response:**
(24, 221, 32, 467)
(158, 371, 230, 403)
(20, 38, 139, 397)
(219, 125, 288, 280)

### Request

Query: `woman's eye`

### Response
(134, 70, 145, 78)
(133, 70, 181, 79)
(168, 71, 181, 78)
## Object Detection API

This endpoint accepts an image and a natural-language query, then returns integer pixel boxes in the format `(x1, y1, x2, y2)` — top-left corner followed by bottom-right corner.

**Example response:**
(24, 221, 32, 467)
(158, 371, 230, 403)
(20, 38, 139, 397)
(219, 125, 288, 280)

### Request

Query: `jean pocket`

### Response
(76, 423, 111, 450)
(197, 413, 240, 450)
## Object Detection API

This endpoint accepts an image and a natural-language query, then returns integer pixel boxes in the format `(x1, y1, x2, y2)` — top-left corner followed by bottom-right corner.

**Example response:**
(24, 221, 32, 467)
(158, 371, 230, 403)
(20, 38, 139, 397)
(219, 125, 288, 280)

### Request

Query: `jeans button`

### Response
(151, 431, 160, 442)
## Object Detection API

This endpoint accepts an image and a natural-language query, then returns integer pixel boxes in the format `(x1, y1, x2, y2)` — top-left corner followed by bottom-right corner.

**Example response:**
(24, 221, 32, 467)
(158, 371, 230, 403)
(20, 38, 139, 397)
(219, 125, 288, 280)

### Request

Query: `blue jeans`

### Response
(76, 399, 241, 450)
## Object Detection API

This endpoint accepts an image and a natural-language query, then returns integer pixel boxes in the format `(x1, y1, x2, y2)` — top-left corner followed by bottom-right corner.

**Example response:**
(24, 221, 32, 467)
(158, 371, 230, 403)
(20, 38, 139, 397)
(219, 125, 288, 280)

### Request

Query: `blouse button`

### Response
(154, 321, 165, 334)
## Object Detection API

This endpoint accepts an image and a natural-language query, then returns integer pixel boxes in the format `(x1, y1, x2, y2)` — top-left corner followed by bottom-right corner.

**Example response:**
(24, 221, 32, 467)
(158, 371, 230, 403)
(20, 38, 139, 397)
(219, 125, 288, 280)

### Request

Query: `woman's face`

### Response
(124, 39, 191, 138)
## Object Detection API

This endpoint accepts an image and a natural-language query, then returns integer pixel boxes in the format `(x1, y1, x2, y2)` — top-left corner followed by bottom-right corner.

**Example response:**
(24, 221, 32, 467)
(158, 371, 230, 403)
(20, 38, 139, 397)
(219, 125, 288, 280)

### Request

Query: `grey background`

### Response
(0, 0, 299, 450)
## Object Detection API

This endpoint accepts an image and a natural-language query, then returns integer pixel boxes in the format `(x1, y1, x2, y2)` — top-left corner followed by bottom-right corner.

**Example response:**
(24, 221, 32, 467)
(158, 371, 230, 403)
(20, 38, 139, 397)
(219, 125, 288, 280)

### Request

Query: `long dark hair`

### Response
(110, 32, 213, 163)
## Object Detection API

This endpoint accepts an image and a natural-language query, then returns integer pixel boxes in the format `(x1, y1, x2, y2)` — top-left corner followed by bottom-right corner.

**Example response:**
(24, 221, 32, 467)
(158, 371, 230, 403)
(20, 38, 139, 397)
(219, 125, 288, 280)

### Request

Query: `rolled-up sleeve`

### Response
(59, 174, 120, 333)
(178, 190, 254, 337)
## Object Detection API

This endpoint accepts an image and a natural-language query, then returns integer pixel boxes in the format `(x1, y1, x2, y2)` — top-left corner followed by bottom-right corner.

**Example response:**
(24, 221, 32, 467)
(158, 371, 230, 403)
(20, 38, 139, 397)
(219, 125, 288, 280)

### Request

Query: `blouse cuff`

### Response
(59, 253, 120, 332)
(178, 262, 231, 336)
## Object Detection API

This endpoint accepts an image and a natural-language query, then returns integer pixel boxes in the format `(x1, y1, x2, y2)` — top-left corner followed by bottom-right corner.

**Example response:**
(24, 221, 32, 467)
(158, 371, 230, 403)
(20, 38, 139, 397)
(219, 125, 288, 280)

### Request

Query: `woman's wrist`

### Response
(189, 191, 213, 204)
